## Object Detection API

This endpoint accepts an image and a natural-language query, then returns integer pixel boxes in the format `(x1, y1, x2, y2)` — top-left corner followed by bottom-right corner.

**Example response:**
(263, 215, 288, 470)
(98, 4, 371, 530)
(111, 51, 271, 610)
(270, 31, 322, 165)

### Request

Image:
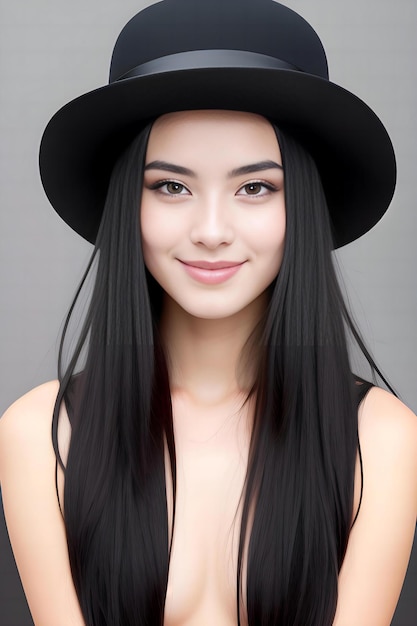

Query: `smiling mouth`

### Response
(178, 260, 246, 284)
(180, 260, 245, 270)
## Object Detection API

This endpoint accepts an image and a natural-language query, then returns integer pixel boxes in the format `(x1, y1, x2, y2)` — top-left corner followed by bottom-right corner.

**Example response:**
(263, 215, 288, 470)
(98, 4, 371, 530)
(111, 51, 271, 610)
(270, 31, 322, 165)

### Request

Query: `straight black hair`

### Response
(52, 120, 391, 625)
(238, 128, 364, 625)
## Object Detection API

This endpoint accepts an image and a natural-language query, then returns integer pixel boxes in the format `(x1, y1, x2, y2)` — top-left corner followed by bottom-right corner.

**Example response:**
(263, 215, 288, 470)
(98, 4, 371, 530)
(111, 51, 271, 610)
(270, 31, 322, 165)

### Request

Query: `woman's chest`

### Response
(164, 396, 251, 625)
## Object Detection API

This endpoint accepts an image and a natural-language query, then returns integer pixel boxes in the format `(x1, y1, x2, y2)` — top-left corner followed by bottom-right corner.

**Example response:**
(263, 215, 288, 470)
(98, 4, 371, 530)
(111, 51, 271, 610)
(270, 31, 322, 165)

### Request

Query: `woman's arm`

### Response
(334, 387, 417, 626)
(0, 381, 85, 626)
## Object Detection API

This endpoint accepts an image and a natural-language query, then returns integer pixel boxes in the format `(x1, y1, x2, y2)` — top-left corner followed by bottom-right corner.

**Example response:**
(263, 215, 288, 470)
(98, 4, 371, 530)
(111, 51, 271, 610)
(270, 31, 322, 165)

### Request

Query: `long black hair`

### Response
(52, 120, 390, 625)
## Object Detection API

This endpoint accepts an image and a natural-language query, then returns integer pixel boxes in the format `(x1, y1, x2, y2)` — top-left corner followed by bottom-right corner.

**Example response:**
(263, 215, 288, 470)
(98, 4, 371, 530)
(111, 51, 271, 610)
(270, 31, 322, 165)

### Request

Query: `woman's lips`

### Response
(179, 260, 245, 284)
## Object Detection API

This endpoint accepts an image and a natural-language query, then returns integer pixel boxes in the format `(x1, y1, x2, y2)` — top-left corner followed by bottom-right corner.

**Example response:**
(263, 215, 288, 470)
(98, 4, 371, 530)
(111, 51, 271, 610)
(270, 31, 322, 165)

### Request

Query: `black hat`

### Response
(39, 0, 396, 247)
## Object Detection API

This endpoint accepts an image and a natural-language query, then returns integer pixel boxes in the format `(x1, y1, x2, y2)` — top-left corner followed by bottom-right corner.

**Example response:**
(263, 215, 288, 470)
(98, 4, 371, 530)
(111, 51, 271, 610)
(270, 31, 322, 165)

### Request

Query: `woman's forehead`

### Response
(146, 110, 281, 166)
(150, 109, 273, 134)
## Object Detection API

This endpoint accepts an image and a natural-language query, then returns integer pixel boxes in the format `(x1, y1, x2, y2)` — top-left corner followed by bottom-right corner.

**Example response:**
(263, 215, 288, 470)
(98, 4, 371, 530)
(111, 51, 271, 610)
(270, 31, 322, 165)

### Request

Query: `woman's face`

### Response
(141, 110, 286, 320)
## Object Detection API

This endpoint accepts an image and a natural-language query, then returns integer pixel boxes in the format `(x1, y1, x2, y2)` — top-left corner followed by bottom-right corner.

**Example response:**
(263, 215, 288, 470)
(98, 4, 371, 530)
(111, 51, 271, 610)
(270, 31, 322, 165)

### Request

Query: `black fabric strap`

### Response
(351, 378, 374, 529)
(115, 49, 301, 82)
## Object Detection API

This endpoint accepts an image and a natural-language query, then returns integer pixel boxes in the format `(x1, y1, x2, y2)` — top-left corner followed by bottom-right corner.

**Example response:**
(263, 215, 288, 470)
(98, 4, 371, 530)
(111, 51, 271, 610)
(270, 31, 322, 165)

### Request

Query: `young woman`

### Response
(1, 1, 416, 625)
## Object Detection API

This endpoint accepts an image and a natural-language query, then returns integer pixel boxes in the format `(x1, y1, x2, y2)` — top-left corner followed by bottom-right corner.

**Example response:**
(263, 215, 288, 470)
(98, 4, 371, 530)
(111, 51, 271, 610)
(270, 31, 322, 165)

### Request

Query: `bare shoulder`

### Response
(359, 385, 417, 451)
(0, 381, 84, 626)
(0, 380, 60, 458)
(358, 386, 417, 506)
(334, 387, 417, 626)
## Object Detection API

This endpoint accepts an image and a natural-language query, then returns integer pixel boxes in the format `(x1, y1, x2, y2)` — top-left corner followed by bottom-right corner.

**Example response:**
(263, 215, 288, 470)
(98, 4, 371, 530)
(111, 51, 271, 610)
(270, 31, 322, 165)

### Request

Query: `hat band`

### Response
(114, 49, 302, 82)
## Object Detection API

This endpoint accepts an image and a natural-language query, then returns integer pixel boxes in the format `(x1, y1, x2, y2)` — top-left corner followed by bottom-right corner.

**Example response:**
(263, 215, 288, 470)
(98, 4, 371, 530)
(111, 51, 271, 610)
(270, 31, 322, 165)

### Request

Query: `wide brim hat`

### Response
(39, 0, 396, 248)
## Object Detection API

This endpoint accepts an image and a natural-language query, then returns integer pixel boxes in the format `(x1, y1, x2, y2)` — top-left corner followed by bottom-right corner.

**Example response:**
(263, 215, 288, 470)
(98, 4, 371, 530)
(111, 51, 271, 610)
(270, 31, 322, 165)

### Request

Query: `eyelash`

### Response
(147, 180, 190, 196)
(147, 179, 279, 197)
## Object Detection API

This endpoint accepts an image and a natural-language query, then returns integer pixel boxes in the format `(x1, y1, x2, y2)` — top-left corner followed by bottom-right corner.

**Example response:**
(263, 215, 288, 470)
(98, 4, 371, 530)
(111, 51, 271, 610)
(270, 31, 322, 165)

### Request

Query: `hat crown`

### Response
(39, 0, 396, 246)
(109, 0, 329, 83)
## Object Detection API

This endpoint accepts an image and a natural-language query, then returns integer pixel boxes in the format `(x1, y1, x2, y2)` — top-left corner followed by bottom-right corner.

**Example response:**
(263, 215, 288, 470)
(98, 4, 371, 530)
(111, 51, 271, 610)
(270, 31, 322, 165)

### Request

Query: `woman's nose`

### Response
(189, 196, 234, 249)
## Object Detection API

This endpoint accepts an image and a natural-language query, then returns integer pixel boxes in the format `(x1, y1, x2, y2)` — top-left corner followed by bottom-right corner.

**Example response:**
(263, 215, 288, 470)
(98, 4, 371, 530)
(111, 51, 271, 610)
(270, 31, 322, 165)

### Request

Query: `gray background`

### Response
(0, 0, 416, 624)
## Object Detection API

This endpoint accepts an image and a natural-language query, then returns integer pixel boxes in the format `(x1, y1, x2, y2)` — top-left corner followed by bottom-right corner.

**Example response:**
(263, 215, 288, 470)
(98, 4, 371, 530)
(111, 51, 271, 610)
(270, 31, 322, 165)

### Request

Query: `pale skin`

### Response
(0, 111, 416, 626)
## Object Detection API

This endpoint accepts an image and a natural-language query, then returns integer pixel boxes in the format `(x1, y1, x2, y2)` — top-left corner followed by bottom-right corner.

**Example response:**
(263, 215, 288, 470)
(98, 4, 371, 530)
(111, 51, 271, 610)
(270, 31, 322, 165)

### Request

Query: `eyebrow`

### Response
(229, 160, 283, 177)
(144, 159, 283, 178)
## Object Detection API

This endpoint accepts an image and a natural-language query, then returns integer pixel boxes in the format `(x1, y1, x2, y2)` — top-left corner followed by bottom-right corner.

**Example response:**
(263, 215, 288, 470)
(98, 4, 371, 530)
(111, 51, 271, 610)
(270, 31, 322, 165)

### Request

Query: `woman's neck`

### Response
(159, 293, 267, 406)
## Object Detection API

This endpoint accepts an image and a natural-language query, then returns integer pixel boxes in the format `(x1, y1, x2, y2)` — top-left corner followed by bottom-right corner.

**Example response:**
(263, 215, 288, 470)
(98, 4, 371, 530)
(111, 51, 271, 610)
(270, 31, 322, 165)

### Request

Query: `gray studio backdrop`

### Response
(0, 0, 416, 624)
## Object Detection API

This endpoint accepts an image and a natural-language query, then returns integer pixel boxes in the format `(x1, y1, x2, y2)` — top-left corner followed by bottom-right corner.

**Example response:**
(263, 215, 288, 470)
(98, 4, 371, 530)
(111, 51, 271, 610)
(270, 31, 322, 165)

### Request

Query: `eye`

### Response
(243, 182, 263, 195)
(147, 180, 190, 195)
(236, 181, 278, 197)
(165, 181, 187, 195)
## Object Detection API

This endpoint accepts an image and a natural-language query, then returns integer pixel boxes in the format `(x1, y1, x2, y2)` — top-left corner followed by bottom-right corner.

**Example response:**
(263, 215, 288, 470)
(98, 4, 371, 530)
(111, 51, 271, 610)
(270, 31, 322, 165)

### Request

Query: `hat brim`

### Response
(39, 64, 396, 247)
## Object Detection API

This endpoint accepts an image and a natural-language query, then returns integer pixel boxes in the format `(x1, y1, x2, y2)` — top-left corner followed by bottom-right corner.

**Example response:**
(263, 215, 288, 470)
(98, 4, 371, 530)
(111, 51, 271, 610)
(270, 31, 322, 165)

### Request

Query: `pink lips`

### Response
(179, 260, 245, 284)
